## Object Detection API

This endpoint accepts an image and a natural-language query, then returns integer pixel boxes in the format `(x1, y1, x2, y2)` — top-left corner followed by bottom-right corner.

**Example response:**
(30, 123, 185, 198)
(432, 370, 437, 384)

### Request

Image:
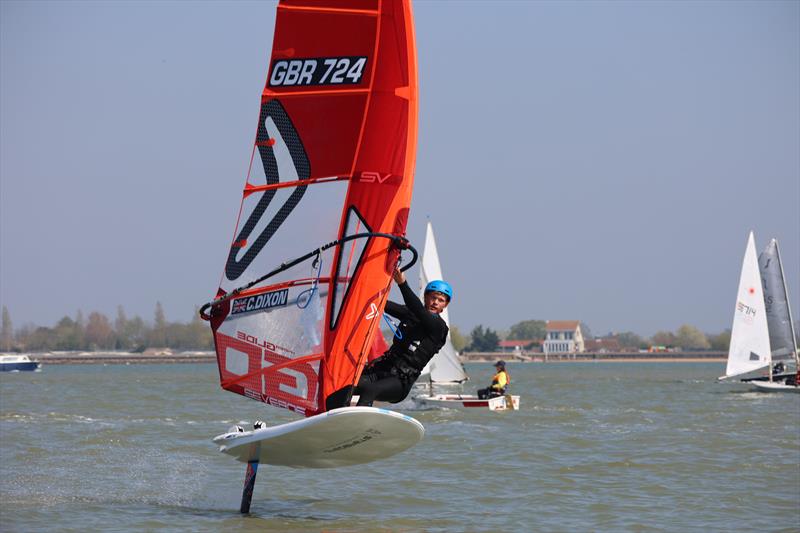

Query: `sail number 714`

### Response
(269, 56, 368, 87)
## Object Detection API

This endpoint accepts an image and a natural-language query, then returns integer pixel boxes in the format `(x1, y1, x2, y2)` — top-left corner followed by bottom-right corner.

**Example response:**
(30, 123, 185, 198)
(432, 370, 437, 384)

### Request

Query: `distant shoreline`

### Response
(465, 357, 725, 363)
(24, 352, 216, 365)
(462, 350, 726, 364)
(6, 351, 726, 365)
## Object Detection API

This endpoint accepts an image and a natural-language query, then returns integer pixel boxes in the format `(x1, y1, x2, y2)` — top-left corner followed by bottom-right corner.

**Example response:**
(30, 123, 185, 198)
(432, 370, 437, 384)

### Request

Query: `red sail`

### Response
(368, 330, 390, 363)
(206, 0, 418, 417)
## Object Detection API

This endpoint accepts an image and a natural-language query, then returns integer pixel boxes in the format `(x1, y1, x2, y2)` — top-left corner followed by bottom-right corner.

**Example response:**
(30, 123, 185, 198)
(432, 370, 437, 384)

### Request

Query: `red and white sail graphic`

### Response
(205, 0, 418, 417)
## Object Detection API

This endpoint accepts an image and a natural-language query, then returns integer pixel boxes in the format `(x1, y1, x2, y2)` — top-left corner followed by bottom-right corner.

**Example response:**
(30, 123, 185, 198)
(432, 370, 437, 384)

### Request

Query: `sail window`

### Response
(330, 207, 371, 329)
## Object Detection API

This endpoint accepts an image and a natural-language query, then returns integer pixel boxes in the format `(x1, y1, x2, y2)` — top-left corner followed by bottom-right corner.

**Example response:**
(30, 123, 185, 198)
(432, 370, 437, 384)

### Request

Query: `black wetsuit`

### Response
(354, 281, 448, 406)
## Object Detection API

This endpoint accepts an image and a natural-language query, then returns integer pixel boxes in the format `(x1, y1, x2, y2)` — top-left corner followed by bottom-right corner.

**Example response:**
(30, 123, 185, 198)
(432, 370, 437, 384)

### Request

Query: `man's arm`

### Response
(384, 300, 413, 321)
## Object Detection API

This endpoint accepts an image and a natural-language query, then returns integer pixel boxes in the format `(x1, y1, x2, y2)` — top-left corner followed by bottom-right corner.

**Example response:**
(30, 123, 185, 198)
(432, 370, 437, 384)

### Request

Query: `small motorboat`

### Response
(0, 354, 42, 372)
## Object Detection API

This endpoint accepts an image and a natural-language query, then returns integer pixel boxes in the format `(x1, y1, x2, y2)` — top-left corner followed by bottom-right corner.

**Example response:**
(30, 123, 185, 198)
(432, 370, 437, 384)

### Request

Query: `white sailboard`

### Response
(213, 407, 423, 468)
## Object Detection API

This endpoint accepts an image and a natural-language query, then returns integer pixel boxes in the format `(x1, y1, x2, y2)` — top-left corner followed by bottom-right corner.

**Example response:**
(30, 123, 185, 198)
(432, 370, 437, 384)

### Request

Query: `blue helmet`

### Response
(425, 280, 453, 301)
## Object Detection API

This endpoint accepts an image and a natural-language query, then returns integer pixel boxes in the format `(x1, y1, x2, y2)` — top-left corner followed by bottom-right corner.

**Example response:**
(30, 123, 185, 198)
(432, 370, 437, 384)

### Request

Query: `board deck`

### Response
(212, 407, 424, 468)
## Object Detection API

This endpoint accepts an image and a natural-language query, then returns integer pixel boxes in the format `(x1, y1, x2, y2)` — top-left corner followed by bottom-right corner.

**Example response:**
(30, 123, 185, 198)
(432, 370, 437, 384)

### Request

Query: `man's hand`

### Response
(393, 236, 410, 250)
(393, 267, 406, 285)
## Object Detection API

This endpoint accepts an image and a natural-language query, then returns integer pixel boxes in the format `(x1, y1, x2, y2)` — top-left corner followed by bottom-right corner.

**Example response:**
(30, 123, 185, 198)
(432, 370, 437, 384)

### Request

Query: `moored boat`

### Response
(0, 355, 42, 372)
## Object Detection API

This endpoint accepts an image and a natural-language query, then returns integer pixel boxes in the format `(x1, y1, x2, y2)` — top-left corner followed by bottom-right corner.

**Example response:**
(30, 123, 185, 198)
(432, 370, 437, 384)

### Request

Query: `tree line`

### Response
(453, 319, 739, 353)
(3, 306, 795, 354)
(0, 304, 212, 352)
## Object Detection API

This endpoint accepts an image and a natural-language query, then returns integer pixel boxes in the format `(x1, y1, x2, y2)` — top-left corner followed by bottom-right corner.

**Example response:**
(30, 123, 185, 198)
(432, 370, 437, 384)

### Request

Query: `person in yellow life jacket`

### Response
(477, 360, 509, 399)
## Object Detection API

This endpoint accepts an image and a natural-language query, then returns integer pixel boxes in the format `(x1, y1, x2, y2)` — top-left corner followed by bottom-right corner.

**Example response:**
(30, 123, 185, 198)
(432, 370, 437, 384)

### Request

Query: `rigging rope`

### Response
(296, 252, 322, 310)
(199, 232, 417, 320)
(382, 314, 402, 340)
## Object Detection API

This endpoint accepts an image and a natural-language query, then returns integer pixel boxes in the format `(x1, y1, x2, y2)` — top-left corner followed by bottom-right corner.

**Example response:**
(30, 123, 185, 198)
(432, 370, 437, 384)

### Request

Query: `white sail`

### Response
(417, 222, 468, 383)
(758, 238, 798, 364)
(723, 231, 771, 379)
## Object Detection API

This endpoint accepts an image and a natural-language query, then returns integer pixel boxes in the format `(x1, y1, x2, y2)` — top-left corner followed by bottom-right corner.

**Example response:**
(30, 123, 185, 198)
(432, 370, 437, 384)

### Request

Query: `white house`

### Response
(543, 320, 585, 356)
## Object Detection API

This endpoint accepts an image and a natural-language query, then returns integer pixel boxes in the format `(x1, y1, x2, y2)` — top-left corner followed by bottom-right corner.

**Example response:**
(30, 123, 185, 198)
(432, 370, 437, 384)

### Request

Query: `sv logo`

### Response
(365, 303, 379, 320)
(360, 171, 392, 184)
(225, 100, 311, 281)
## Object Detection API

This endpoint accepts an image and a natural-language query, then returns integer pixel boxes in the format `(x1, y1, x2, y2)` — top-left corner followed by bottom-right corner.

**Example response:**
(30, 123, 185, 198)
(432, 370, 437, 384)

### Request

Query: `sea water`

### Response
(1, 362, 798, 532)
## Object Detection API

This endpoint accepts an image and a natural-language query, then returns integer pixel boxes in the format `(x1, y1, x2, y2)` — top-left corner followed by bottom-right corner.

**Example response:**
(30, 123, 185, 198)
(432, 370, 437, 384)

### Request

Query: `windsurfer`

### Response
(477, 360, 509, 399)
(353, 268, 451, 406)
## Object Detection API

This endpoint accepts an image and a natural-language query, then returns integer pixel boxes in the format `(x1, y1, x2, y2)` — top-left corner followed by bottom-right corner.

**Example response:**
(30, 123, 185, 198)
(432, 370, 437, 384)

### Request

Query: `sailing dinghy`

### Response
(200, 0, 423, 512)
(410, 223, 519, 411)
(416, 221, 468, 386)
(719, 232, 799, 392)
(414, 393, 520, 411)
(747, 237, 799, 392)
(349, 223, 469, 406)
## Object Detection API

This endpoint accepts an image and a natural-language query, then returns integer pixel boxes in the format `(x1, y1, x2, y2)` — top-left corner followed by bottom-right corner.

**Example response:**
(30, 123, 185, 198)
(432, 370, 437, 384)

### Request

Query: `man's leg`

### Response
(356, 375, 407, 405)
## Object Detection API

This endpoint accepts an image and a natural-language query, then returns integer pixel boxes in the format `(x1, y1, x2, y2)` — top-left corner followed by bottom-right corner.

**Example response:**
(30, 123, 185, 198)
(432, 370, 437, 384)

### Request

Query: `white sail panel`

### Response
(220, 183, 347, 294)
(417, 222, 468, 383)
(758, 238, 798, 363)
(725, 232, 771, 378)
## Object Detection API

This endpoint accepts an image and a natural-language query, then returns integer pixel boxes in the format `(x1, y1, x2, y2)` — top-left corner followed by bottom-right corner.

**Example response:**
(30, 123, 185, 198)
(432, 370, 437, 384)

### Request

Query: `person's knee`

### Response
(358, 369, 377, 387)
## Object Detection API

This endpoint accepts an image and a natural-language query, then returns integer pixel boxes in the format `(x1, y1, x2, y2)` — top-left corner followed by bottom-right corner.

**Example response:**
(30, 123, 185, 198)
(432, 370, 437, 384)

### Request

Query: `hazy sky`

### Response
(1, 0, 798, 337)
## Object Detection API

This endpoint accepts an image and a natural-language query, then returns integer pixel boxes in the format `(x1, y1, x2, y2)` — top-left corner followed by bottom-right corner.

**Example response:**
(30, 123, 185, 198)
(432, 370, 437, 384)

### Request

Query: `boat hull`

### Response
(413, 394, 520, 411)
(0, 361, 41, 372)
(750, 380, 800, 393)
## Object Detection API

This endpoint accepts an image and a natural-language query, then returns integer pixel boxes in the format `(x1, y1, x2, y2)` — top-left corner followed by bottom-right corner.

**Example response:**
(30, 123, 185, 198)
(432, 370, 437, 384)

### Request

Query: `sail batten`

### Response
(263, 88, 371, 98)
(277, 5, 380, 16)
(204, 0, 418, 417)
(243, 176, 349, 195)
